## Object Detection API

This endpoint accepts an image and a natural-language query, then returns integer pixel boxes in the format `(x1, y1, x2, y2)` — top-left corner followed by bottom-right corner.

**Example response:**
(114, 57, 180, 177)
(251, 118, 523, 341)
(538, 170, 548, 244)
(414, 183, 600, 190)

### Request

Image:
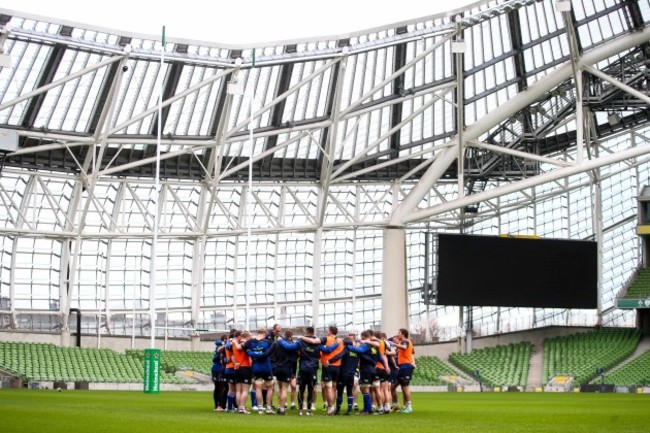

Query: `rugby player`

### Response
(393, 328, 416, 413)
(333, 331, 359, 415)
(231, 331, 253, 414)
(300, 325, 344, 415)
(345, 330, 378, 415)
(244, 327, 276, 414)
(278, 326, 339, 416)
(212, 334, 228, 412)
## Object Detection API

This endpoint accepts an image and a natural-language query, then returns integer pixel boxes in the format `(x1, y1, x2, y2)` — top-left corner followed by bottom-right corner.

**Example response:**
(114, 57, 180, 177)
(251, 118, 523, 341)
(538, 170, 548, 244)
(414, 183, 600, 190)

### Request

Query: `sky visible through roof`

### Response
(2, 0, 478, 44)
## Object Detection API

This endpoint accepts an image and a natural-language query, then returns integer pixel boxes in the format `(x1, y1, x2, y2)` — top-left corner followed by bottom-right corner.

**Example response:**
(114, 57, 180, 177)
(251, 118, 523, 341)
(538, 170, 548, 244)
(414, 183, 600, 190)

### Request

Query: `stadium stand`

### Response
(0, 342, 192, 384)
(448, 342, 531, 387)
(620, 268, 650, 301)
(411, 355, 464, 386)
(603, 349, 650, 386)
(542, 328, 641, 385)
(127, 349, 212, 376)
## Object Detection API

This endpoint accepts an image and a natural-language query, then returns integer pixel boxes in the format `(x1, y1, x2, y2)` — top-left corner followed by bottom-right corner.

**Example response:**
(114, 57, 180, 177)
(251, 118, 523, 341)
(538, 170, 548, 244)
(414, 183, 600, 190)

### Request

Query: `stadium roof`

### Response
(0, 0, 647, 190)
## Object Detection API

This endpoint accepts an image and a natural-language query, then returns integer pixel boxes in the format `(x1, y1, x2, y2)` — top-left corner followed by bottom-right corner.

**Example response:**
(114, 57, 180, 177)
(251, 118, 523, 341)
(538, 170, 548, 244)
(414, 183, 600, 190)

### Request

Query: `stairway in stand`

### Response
(604, 334, 650, 376)
(526, 344, 544, 391)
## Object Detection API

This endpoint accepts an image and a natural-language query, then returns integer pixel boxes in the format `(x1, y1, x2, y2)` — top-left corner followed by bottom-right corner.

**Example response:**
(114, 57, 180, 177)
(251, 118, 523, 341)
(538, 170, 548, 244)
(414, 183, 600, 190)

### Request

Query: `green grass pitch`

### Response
(1, 390, 649, 433)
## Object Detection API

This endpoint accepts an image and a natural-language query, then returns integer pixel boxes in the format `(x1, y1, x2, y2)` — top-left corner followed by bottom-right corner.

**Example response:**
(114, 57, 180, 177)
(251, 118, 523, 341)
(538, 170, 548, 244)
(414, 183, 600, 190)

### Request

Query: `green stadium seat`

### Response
(542, 328, 640, 385)
(449, 342, 532, 387)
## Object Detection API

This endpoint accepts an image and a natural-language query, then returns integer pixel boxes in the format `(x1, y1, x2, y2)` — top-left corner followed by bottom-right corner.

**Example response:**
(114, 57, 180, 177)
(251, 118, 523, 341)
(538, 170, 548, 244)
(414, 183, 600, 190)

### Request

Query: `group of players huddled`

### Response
(211, 324, 416, 415)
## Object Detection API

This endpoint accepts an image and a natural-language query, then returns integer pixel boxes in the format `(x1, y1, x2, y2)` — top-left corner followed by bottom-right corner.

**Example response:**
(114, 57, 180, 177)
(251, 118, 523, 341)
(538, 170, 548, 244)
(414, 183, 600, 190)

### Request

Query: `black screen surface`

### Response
(436, 234, 597, 309)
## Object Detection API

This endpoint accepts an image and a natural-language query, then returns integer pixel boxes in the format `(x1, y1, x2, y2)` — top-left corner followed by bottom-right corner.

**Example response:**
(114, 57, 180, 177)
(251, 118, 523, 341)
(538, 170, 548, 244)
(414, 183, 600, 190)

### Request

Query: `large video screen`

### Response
(436, 234, 597, 309)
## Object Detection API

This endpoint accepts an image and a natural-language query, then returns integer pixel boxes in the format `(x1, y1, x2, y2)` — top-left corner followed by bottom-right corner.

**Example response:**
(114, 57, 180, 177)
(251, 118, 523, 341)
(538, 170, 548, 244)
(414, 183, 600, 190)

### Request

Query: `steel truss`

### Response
(0, 0, 649, 336)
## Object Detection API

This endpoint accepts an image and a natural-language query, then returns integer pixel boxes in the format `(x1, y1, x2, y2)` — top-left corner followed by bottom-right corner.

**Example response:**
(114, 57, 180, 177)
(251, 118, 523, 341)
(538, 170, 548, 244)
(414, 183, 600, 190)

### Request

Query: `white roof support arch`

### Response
(391, 26, 650, 226)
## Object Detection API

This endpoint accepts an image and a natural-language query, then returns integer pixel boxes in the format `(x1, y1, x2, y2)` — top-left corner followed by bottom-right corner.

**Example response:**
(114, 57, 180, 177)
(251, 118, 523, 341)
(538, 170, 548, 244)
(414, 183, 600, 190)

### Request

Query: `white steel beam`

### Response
(402, 141, 650, 223)
(7, 175, 36, 329)
(103, 183, 126, 335)
(106, 68, 235, 136)
(10, 140, 88, 157)
(392, 26, 650, 225)
(584, 65, 650, 106)
(468, 140, 572, 167)
(285, 187, 317, 225)
(318, 57, 348, 226)
(340, 31, 455, 117)
(0, 54, 126, 112)
(312, 227, 323, 330)
(560, 4, 585, 164)
(191, 234, 205, 332)
(344, 82, 456, 120)
(224, 57, 341, 140)
(98, 143, 211, 177)
(34, 176, 75, 230)
(92, 55, 132, 178)
(166, 186, 199, 229)
(0, 182, 35, 231)
(331, 88, 452, 181)
(455, 17, 466, 203)
(60, 179, 85, 332)
(217, 131, 312, 181)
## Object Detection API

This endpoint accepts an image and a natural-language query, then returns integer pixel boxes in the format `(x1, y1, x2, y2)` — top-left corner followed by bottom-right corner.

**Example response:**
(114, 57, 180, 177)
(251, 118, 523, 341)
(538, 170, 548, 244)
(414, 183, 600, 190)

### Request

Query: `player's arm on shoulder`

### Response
(329, 347, 346, 363)
(321, 339, 340, 353)
(348, 343, 368, 354)
(279, 338, 300, 350)
(299, 335, 321, 345)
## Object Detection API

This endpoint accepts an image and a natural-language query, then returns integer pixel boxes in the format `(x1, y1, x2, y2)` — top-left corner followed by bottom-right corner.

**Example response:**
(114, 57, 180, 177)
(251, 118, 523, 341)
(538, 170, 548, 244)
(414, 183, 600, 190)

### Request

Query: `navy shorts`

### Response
(388, 367, 398, 383)
(375, 368, 390, 382)
(236, 367, 253, 384)
(253, 370, 274, 382)
(224, 368, 236, 384)
(297, 370, 317, 387)
(359, 370, 376, 386)
(321, 365, 340, 383)
(273, 366, 294, 383)
(397, 365, 414, 386)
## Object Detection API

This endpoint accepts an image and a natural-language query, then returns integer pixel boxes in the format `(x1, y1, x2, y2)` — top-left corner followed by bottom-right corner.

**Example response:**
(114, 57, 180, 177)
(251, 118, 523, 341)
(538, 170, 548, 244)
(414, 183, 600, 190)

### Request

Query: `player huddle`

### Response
(211, 325, 416, 415)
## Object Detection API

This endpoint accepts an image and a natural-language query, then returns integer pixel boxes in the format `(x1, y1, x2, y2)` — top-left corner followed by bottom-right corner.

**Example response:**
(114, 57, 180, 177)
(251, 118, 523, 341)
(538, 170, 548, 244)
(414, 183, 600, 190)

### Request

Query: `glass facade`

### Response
(0, 0, 649, 340)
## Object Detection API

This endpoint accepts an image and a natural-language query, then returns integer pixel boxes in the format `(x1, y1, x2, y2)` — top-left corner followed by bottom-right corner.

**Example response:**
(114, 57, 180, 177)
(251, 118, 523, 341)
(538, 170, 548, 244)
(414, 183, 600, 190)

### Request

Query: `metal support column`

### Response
(382, 227, 409, 334)
(312, 228, 323, 330)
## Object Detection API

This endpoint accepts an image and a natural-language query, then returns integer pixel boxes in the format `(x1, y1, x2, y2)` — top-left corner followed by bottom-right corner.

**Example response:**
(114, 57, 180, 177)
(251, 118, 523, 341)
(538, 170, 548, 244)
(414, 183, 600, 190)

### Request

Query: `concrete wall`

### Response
(0, 331, 61, 345)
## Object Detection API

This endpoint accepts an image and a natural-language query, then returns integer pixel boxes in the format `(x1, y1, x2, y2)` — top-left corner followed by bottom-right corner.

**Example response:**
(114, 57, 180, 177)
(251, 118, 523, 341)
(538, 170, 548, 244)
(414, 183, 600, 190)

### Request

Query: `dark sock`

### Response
(363, 393, 372, 413)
